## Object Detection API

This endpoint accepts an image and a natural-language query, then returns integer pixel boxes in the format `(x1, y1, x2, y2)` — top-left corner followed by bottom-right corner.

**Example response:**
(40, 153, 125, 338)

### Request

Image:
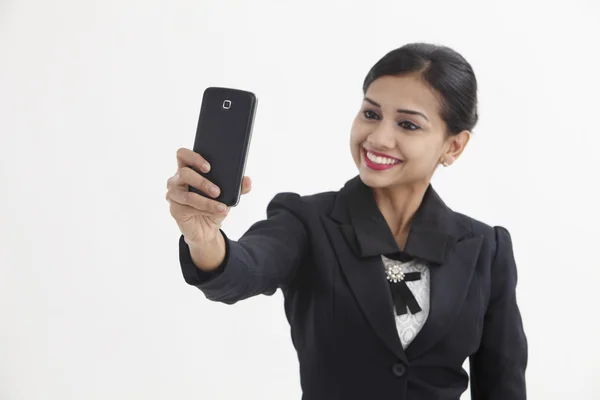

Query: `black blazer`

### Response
(179, 176, 528, 400)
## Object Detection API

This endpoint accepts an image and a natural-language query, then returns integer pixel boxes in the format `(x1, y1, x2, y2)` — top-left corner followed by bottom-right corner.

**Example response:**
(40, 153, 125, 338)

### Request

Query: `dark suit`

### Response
(179, 176, 528, 400)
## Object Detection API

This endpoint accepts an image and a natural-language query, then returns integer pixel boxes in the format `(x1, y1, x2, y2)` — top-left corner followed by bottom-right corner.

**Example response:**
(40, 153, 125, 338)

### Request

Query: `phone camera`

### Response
(222, 100, 232, 109)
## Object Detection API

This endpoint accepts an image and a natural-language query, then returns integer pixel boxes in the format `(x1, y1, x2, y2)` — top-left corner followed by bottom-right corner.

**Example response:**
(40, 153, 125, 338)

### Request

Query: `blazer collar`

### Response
(330, 175, 471, 265)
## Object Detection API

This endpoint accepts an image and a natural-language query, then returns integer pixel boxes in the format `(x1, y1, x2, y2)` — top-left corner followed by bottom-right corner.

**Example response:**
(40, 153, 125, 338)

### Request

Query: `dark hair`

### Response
(363, 43, 479, 135)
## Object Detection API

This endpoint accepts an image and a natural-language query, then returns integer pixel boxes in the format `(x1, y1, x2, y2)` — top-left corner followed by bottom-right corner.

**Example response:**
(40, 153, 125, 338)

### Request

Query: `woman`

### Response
(166, 43, 528, 400)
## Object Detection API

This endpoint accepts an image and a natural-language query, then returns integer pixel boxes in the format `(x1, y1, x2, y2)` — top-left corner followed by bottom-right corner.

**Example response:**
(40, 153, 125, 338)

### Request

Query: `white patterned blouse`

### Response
(381, 255, 431, 349)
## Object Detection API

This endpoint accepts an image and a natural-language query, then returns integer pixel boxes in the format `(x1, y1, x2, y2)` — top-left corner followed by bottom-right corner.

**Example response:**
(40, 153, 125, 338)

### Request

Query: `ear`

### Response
(442, 130, 471, 165)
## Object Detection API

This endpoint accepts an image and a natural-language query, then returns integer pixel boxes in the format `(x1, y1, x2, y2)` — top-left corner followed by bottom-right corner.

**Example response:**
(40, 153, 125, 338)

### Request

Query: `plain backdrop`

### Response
(1, 0, 600, 399)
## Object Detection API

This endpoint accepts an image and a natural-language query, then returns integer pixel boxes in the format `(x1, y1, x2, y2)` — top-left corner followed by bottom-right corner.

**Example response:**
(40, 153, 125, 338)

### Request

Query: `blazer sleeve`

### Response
(469, 226, 528, 400)
(178, 192, 309, 304)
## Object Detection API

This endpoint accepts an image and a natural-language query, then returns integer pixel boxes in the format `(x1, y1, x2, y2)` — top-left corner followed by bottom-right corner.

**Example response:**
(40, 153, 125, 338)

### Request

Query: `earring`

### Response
(441, 159, 449, 167)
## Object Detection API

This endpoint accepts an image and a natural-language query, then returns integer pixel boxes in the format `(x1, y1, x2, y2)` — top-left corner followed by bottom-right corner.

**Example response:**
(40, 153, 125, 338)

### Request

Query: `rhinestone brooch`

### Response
(385, 263, 405, 283)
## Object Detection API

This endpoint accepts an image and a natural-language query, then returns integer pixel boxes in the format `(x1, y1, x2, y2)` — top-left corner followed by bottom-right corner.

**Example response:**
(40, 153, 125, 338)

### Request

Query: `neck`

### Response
(372, 182, 430, 243)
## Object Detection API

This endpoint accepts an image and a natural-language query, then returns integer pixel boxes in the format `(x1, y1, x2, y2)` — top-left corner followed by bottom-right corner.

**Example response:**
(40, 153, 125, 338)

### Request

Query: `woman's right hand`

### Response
(166, 147, 252, 246)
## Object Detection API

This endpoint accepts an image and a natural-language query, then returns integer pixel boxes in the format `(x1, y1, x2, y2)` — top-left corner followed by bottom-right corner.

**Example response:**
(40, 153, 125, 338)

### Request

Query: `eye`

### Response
(399, 121, 420, 131)
(363, 110, 380, 120)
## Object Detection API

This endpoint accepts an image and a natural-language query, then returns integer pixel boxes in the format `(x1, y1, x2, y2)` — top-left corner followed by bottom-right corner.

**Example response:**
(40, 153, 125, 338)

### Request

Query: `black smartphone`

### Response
(188, 87, 257, 207)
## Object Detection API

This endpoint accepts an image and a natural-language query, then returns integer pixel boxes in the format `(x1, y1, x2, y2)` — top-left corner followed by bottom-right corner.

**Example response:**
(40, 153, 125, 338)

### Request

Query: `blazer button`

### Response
(392, 362, 406, 377)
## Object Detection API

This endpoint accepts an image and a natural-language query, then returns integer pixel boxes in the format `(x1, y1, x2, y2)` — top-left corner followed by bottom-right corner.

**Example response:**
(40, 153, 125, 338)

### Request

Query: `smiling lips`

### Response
(362, 148, 403, 171)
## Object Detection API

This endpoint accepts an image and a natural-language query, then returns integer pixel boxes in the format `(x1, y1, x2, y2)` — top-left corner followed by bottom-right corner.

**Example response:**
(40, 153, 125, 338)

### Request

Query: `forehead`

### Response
(365, 74, 442, 118)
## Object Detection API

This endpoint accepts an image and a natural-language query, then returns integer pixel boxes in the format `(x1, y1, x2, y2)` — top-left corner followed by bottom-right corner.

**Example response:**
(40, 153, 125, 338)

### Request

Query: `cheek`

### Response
(350, 119, 363, 141)
(350, 137, 362, 163)
(403, 139, 439, 162)
(398, 141, 421, 160)
(350, 131, 369, 154)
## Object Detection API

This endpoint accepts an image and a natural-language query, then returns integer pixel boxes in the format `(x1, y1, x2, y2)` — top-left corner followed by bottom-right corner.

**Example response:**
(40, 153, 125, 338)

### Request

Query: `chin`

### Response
(357, 168, 396, 189)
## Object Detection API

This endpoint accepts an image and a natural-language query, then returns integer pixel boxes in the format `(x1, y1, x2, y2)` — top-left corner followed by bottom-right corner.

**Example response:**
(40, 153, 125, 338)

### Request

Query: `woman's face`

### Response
(350, 73, 466, 190)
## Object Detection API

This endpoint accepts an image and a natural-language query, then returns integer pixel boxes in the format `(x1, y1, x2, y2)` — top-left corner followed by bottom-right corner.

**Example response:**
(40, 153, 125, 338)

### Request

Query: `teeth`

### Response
(366, 151, 399, 165)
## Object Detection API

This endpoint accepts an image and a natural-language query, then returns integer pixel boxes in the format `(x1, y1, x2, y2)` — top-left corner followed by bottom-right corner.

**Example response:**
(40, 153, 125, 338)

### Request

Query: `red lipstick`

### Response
(362, 148, 403, 171)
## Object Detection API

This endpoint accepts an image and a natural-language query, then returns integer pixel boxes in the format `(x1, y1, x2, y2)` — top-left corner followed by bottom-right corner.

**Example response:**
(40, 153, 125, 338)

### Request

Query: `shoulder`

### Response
(451, 210, 514, 264)
(267, 189, 339, 217)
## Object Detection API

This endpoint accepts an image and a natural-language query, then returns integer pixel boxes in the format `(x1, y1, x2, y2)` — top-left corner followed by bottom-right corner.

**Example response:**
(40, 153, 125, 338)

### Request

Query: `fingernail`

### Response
(217, 204, 226, 212)
(202, 163, 210, 172)
(210, 186, 219, 196)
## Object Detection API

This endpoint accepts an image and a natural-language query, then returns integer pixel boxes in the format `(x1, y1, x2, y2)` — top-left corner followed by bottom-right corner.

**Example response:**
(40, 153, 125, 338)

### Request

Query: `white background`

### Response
(1, 0, 599, 399)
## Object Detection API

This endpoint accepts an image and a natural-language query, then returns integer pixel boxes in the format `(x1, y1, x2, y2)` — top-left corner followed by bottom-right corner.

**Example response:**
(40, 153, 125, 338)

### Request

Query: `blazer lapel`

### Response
(322, 176, 482, 362)
(322, 216, 408, 364)
(399, 185, 482, 359)
(403, 234, 483, 359)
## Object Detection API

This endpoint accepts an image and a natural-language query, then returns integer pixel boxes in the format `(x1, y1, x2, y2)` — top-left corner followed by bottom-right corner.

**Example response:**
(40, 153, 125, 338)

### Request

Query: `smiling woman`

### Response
(167, 42, 527, 400)
(351, 44, 476, 198)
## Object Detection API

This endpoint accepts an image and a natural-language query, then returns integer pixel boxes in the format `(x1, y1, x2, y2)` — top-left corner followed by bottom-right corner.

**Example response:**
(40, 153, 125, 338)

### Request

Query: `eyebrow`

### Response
(363, 97, 429, 122)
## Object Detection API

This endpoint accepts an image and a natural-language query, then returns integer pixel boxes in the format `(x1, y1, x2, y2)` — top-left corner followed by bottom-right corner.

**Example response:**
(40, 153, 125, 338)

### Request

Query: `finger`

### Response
(176, 147, 211, 173)
(166, 173, 180, 189)
(167, 169, 192, 189)
(176, 167, 221, 198)
(168, 198, 229, 220)
(240, 176, 252, 195)
(166, 187, 229, 215)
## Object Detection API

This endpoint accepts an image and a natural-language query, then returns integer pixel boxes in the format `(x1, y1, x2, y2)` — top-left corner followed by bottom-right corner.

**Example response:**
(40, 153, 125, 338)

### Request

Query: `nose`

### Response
(366, 121, 396, 149)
